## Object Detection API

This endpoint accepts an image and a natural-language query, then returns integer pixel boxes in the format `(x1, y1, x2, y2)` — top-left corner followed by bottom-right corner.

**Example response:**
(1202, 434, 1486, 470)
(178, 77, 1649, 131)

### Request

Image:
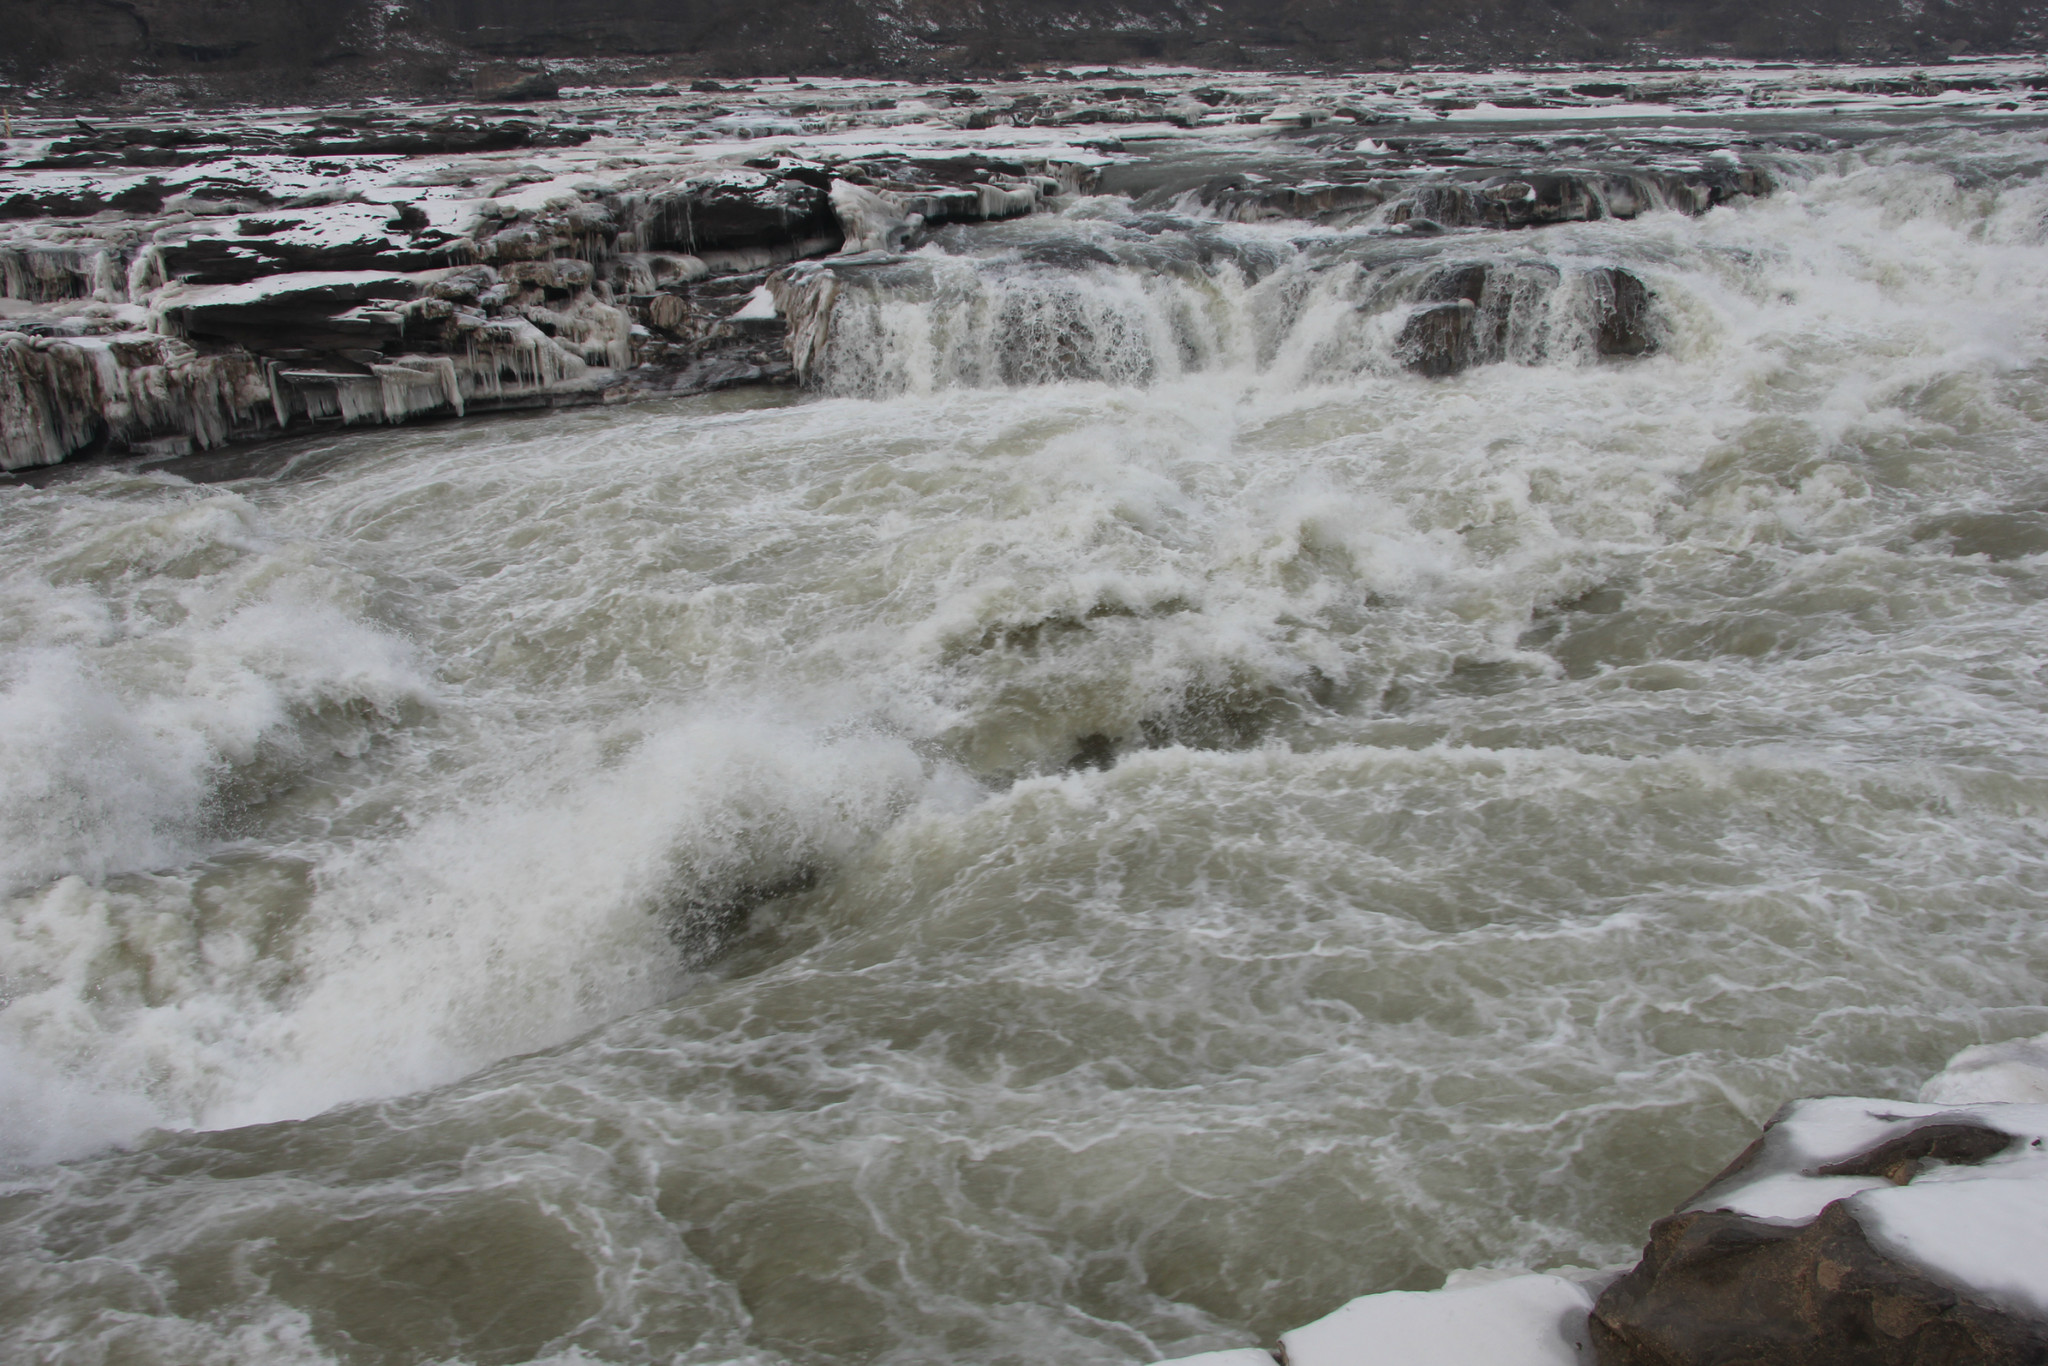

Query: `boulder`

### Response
(471, 65, 560, 102)
(628, 170, 839, 254)
(1591, 1098, 2048, 1366)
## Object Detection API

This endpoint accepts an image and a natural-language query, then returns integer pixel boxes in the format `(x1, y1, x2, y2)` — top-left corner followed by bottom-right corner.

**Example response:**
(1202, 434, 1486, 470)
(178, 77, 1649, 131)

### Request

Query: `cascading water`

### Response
(4, 115, 2048, 1366)
(780, 193, 1704, 398)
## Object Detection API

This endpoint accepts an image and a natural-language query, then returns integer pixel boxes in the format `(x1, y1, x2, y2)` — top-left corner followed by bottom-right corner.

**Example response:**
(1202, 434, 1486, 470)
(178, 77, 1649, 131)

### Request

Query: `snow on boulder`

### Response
(1920, 1031, 2048, 1105)
(155, 203, 467, 283)
(1592, 1091, 2048, 1365)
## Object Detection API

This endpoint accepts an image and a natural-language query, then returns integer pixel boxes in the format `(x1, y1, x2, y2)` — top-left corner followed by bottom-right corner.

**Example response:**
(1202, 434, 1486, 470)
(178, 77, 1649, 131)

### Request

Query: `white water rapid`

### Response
(4, 119, 2048, 1365)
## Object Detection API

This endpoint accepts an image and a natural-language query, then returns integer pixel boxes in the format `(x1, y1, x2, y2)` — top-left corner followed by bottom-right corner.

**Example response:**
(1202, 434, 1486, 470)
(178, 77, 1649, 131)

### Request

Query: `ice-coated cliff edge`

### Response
(9, 58, 2046, 474)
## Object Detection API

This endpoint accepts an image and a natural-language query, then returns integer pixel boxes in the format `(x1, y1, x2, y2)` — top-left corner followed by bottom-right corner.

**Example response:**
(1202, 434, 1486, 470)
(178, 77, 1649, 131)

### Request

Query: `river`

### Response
(4, 103, 2048, 1365)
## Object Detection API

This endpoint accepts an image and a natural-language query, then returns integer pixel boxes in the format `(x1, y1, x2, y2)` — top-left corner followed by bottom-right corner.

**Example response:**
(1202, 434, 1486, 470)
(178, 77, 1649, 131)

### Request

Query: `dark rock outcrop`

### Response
(626, 169, 841, 256)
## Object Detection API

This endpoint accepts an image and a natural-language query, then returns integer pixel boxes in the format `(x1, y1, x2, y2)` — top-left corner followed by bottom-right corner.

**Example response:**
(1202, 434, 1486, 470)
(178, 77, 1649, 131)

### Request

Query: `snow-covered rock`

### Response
(1282, 1272, 1599, 1366)
(1594, 1078, 2048, 1365)
(1151, 1033, 2048, 1366)
(1920, 1031, 2048, 1105)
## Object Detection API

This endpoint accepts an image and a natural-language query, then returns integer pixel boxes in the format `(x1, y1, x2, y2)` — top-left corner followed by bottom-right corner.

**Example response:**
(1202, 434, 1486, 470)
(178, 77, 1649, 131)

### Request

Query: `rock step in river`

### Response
(0, 96, 1779, 471)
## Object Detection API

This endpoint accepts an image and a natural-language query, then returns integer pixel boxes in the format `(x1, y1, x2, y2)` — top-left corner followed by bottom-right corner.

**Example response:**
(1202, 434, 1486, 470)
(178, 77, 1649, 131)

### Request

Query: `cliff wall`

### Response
(1, 0, 2041, 101)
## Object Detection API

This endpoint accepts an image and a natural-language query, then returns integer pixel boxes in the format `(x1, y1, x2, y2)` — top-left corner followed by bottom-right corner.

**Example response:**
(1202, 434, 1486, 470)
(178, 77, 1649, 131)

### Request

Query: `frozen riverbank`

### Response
(8, 58, 2044, 471)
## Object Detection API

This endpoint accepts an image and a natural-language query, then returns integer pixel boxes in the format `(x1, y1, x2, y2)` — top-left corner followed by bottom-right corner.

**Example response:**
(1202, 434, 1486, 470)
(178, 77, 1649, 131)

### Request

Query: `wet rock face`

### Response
(1589, 268, 1654, 357)
(1592, 1109, 2048, 1366)
(1387, 166, 1770, 232)
(1194, 176, 1387, 224)
(1394, 261, 1653, 376)
(1398, 300, 1476, 377)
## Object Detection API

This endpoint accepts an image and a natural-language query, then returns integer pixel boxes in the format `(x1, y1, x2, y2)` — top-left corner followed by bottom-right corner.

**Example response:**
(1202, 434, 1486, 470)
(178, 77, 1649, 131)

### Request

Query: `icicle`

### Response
(373, 358, 465, 421)
(126, 245, 167, 303)
(767, 263, 841, 383)
(830, 181, 922, 254)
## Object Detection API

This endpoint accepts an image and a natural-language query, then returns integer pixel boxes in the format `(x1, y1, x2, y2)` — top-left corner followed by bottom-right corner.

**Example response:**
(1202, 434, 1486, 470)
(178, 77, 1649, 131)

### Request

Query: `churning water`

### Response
(6, 120, 2048, 1365)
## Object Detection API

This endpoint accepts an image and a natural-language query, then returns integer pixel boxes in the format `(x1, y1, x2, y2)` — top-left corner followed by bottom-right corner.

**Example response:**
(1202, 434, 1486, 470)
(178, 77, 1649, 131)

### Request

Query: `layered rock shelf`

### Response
(11, 58, 2036, 471)
(0, 121, 1086, 469)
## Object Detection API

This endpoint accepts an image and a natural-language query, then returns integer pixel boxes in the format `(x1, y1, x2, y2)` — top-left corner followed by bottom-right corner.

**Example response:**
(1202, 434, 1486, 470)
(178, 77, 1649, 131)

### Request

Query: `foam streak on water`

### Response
(4, 124, 2048, 1364)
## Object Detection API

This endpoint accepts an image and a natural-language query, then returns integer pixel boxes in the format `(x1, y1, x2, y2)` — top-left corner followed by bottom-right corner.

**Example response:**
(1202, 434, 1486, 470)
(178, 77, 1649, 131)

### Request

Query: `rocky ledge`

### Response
(0, 121, 1090, 469)
(1158, 1032, 2048, 1366)
(44, 56, 2046, 471)
(0, 71, 1804, 473)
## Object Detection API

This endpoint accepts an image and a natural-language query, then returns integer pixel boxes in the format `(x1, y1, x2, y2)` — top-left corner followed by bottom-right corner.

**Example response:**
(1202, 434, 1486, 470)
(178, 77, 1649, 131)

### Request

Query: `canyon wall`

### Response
(1, 0, 2042, 101)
